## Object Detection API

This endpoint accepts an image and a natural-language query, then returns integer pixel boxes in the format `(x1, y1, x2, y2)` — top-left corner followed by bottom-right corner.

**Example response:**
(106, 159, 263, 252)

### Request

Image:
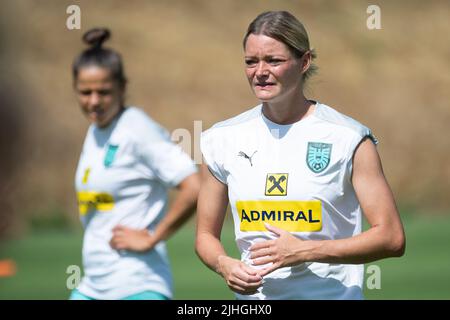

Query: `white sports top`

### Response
(201, 102, 377, 300)
(75, 107, 197, 299)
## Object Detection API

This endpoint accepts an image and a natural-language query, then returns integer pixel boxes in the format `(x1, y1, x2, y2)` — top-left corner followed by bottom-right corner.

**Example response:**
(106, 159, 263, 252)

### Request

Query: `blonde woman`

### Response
(196, 11, 405, 300)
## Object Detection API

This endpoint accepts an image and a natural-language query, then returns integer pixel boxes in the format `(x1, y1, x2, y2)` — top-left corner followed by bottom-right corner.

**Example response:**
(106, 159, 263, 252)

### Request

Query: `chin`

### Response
(96, 120, 109, 128)
(91, 117, 104, 127)
(254, 91, 272, 100)
(254, 89, 280, 102)
(256, 94, 277, 102)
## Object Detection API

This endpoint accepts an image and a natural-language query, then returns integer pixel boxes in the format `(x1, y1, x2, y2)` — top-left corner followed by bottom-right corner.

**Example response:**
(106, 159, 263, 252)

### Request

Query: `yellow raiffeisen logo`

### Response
(236, 200, 322, 232)
(77, 191, 115, 216)
(265, 173, 288, 196)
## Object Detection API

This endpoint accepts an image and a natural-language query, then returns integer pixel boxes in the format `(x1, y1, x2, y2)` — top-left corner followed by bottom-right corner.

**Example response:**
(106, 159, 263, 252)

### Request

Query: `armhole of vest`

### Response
(206, 164, 227, 185)
(349, 134, 378, 183)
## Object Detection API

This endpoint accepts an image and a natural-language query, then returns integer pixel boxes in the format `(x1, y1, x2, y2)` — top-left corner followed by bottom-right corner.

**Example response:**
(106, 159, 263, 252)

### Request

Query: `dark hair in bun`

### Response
(83, 28, 111, 48)
(72, 27, 127, 89)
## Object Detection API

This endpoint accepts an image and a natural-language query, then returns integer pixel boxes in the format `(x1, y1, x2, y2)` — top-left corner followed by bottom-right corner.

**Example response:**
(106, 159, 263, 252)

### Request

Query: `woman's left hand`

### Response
(249, 223, 308, 277)
(109, 225, 155, 253)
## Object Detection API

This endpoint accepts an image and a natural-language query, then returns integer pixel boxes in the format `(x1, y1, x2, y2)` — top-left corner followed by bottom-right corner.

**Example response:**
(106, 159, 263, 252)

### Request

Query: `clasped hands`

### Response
(218, 223, 309, 295)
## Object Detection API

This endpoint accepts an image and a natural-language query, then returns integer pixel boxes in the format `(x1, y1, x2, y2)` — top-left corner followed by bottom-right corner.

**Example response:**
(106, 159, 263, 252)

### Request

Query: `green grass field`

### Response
(1, 214, 449, 300)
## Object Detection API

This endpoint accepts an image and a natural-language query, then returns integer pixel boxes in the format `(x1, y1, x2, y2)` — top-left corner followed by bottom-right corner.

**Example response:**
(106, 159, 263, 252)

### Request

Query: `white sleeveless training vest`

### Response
(201, 101, 377, 300)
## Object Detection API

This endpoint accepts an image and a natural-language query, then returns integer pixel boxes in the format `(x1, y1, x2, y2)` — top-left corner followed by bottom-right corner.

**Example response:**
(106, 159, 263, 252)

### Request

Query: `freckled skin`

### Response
(244, 34, 303, 104)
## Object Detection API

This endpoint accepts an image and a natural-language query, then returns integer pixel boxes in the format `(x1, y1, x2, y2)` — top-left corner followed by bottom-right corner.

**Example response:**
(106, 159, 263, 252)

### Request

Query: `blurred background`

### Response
(0, 0, 449, 299)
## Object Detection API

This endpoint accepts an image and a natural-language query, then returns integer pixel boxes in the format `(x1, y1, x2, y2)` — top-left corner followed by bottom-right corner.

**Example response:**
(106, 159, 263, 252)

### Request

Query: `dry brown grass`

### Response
(2, 0, 449, 231)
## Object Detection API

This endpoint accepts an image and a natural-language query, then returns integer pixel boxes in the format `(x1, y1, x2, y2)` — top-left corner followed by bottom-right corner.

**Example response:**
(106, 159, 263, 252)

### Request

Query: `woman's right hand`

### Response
(217, 255, 263, 295)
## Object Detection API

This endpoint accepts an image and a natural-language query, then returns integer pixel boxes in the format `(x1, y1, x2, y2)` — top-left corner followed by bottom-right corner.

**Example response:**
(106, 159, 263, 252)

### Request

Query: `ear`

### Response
(300, 51, 312, 75)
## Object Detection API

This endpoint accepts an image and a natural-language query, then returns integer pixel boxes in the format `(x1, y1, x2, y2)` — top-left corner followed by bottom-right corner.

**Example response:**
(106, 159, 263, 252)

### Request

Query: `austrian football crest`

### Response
(306, 142, 332, 173)
(104, 144, 119, 167)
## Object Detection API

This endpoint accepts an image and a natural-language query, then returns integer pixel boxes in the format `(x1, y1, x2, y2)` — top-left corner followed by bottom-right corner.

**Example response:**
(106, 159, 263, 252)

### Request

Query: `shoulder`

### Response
(314, 102, 378, 144)
(120, 106, 166, 133)
(202, 104, 262, 139)
(119, 106, 170, 142)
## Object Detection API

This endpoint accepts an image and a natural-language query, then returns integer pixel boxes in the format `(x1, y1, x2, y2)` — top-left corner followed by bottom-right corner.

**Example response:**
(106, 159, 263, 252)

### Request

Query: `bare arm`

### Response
(195, 164, 262, 294)
(110, 172, 200, 252)
(251, 138, 406, 276)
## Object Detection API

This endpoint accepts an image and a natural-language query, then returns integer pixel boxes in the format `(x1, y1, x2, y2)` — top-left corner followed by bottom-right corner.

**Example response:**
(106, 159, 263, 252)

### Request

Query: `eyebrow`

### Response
(77, 88, 113, 93)
(244, 55, 287, 59)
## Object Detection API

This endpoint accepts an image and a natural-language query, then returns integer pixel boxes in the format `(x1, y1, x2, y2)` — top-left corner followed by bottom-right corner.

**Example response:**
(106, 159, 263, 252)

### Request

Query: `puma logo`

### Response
(238, 150, 257, 167)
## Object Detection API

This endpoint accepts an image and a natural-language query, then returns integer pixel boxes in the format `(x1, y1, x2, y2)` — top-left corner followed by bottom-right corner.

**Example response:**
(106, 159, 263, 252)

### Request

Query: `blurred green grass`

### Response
(1, 215, 449, 299)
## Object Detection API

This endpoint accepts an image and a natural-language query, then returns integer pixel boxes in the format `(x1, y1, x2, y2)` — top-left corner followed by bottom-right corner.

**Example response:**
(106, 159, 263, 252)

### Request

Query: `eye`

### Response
(245, 59, 257, 67)
(268, 58, 283, 66)
(79, 90, 92, 96)
(97, 89, 112, 96)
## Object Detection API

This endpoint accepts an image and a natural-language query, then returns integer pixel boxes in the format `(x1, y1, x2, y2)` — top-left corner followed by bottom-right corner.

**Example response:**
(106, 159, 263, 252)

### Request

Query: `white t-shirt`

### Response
(74, 107, 197, 300)
(201, 101, 377, 300)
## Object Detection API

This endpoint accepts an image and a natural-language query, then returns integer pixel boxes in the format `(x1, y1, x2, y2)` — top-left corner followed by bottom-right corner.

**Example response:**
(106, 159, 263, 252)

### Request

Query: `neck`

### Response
(262, 91, 314, 125)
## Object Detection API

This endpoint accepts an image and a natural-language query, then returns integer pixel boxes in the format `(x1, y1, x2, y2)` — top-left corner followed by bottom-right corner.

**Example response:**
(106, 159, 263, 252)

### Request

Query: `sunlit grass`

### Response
(1, 215, 449, 299)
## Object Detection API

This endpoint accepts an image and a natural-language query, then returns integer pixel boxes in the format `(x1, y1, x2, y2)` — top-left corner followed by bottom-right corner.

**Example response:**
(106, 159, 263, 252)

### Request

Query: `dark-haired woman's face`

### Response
(244, 34, 303, 103)
(75, 66, 124, 128)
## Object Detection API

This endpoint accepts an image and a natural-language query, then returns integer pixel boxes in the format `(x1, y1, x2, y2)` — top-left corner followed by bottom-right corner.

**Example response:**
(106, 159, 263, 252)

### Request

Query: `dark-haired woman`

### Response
(71, 28, 200, 300)
(196, 11, 405, 300)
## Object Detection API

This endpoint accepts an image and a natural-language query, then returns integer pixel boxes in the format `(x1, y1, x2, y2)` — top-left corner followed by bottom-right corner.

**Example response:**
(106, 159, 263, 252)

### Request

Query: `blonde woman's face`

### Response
(244, 34, 303, 103)
(75, 66, 123, 128)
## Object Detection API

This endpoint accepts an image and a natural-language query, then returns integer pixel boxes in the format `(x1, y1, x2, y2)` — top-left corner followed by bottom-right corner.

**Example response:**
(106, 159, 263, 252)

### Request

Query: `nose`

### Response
(255, 61, 269, 78)
(87, 92, 101, 108)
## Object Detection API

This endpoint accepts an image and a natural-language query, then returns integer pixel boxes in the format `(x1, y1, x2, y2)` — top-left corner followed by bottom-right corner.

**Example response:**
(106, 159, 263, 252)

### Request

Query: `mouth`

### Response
(87, 109, 105, 120)
(254, 82, 275, 89)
